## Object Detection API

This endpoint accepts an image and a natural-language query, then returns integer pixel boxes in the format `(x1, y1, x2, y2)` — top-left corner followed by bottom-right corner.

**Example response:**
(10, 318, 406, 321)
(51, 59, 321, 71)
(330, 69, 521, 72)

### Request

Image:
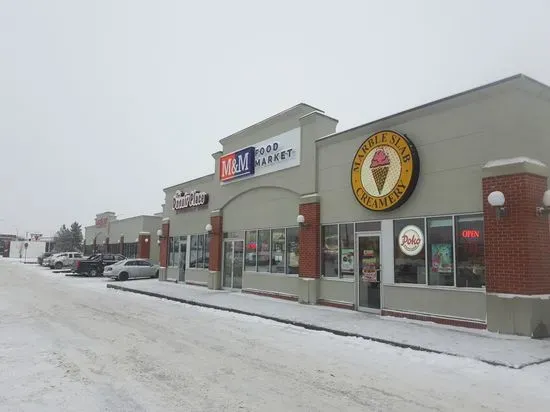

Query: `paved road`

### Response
(1, 260, 549, 412)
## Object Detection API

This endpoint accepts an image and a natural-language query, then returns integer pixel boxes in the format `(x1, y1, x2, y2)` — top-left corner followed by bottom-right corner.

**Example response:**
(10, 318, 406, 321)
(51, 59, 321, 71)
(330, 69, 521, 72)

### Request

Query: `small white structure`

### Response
(9, 241, 46, 261)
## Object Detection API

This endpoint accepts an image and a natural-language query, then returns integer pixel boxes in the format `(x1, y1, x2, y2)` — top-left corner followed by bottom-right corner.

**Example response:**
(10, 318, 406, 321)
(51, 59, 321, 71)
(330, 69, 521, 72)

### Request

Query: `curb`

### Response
(106, 283, 538, 369)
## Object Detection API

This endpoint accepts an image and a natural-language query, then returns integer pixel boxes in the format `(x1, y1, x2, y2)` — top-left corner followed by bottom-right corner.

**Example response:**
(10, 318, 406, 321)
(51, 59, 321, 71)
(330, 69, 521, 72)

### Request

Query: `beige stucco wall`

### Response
(383, 285, 487, 321)
(185, 269, 209, 285)
(242, 272, 300, 297)
(317, 85, 550, 224)
(319, 279, 355, 305)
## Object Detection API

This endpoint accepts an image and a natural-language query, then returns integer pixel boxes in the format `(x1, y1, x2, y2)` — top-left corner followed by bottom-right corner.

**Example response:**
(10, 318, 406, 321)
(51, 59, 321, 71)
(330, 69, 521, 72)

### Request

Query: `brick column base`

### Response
(297, 194, 321, 304)
(208, 212, 223, 290)
(137, 232, 151, 259)
(483, 158, 550, 337)
(159, 218, 170, 269)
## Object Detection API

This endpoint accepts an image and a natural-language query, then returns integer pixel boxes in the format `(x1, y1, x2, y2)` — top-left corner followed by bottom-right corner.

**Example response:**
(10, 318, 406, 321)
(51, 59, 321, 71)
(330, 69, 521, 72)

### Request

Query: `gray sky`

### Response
(1, 0, 549, 237)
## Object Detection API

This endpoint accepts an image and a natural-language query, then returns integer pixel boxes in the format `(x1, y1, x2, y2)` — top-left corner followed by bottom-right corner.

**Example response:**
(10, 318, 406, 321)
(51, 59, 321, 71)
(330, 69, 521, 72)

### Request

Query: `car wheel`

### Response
(90, 268, 98, 277)
(55, 262, 63, 270)
(152, 270, 159, 279)
(119, 272, 129, 281)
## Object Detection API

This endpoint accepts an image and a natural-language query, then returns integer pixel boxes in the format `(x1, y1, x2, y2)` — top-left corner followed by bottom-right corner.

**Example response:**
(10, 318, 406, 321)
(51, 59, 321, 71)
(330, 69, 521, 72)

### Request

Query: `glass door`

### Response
(222, 240, 244, 289)
(178, 236, 187, 282)
(232, 241, 244, 289)
(223, 241, 233, 288)
(356, 234, 382, 311)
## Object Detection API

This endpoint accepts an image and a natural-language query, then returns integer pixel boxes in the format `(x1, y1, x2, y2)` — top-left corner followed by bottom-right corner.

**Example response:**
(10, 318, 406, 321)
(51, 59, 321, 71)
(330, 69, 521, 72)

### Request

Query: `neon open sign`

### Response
(461, 229, 480, 239)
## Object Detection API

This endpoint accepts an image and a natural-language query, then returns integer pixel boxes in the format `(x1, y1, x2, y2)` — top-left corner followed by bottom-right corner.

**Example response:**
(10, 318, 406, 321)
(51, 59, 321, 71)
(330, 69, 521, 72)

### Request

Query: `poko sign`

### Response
(398, 225, 424, 256)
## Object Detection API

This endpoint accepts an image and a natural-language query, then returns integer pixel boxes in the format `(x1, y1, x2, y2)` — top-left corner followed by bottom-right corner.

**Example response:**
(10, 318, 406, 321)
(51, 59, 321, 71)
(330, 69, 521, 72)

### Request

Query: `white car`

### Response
(104, 259, 160, 281)
(50, 252, 83, 270)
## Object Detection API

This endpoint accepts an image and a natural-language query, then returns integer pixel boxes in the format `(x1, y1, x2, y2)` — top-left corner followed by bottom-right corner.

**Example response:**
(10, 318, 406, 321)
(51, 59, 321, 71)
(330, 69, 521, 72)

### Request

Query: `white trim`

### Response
(139, 231, 151, 235)
(386, 283, 486, 293)
(242, 288, 299, 300)
(383, 308, 487, 324)
(320, 277, 354, 283)
(488, 293, 550, 299)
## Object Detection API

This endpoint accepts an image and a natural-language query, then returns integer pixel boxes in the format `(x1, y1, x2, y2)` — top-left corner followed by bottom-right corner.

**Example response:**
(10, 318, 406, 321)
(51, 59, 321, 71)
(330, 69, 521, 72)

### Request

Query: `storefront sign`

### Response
(220, 147, 255, 182)
(398, 225, 424, 256)
(461, 229, 480, 239)
(173, 190, 209, 211)
(219, 128, 300, 183)
(95, 217, 109, 228)
(351, 130, 420, 211)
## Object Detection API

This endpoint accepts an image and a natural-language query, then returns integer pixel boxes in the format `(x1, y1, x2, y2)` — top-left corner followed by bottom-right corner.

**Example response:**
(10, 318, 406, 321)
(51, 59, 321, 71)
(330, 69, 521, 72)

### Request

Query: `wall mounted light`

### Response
(205, 223, 213, 233)
(157, 239, 161, 245)
(536, 190, 550, 216)
(135, 238, 139, 243)
(297, 214, 309, 227)
(487, 191, 507, 219)
(144, 238, 149, 243)
(156, 229, 163, 237)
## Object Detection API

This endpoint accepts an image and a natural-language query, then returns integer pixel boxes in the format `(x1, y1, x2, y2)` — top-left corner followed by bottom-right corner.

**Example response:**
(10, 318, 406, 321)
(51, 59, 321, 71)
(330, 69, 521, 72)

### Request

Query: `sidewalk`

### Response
(106, 279, 550, 369)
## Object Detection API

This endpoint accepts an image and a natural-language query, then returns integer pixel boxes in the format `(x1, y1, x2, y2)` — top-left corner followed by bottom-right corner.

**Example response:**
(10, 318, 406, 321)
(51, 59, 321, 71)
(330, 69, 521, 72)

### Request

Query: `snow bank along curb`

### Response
(106, 283, 544, 369)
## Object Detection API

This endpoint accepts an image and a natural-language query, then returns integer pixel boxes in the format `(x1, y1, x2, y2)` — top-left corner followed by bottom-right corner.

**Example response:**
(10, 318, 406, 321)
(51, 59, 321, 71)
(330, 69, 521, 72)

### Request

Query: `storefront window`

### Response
(456, 215, 485, 287)
(257, 230, 270, 272)
(172, 236, 181, 268)
(427, 217, 454, 286)
(204, 235, 210, 269)
(427, 216, 455, 286)
(394, 219, 426, 284)
(286, 227, 299, 274)
(197, 234, 205, 269)
(321, 225, 339, 277)
(339, 224, 354, 279)
(189, 235, 199, 268)
(271, 229, 286, 273)
(245, 231, 257, 271)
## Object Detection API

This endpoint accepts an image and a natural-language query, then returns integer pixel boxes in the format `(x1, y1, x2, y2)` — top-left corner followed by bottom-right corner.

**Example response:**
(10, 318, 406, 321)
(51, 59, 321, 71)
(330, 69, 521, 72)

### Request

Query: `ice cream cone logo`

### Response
(351, 130, 420, 212)
(370, 149, 391, 194)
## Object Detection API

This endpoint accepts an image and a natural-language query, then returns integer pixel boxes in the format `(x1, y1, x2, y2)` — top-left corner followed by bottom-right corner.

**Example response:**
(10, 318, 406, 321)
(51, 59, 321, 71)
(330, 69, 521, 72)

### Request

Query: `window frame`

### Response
(320, 214, 485, 289)
(244, 226, 299, 275)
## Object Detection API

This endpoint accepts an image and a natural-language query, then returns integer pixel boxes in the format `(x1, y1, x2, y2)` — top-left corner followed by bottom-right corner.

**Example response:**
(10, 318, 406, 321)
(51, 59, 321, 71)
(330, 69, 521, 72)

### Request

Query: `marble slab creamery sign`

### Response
(351, 130, 420, 211)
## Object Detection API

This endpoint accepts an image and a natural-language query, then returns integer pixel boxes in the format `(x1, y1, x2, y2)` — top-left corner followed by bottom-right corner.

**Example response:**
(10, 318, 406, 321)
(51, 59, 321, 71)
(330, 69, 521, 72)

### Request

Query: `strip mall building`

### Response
(158, 74, 550, 337)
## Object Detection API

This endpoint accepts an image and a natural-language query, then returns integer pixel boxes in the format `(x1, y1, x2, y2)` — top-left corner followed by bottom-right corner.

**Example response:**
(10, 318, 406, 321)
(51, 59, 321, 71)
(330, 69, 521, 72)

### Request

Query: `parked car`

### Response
(104, 259, 160, 281)
(37, 252, 53, 266)
(73, 253, 126, 276)
(50, 252, 83, 270)
(43, 253, 61, 267)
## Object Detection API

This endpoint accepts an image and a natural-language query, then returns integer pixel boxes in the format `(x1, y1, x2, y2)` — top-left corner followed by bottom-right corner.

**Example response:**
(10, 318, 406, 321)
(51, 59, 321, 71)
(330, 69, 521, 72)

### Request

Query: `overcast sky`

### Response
(1, 0, 550, 237)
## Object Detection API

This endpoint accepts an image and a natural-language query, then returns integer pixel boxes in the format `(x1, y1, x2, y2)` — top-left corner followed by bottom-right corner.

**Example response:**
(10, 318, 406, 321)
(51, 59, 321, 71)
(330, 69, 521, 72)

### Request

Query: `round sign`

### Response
(24, 242, 29, 249)
(398, 225, 424, 256)
(351, 130, 420, 211)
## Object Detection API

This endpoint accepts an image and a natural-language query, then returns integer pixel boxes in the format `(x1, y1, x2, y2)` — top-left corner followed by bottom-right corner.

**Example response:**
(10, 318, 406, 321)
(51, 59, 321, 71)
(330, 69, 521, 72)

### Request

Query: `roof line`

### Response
(219, 103, 323, 144)
(163, 173, 215, 191)
(317, 73, 546, 143)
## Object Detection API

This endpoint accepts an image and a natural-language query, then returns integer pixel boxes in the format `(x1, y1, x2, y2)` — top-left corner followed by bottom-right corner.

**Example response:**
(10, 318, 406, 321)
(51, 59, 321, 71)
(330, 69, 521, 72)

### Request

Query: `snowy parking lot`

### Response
(1, 260, 550, 411)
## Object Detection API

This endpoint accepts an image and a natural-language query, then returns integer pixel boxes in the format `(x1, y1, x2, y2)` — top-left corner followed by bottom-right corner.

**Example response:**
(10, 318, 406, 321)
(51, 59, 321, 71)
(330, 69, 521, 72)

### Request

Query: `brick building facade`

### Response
(158, 74, 550, 337)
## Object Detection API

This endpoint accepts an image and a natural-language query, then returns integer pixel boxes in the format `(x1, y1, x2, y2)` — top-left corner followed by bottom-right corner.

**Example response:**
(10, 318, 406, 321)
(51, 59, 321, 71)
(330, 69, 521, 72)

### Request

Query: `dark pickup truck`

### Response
(73, 253, 126, 276)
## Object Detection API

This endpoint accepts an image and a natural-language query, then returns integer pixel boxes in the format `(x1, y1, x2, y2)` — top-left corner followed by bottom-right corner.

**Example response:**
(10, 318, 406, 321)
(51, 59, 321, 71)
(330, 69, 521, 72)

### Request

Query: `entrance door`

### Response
(223, 240, 244, 289)
(178, 236, 187, 282)
(356, 234, 382, 311)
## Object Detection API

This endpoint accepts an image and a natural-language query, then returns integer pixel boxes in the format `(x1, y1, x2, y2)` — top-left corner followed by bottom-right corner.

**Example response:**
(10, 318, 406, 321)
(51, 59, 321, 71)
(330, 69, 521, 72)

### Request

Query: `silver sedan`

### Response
(104, 259, 160, 281)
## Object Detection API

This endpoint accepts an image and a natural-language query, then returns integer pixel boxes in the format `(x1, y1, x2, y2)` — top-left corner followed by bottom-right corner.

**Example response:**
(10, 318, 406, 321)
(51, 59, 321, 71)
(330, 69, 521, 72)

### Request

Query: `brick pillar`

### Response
(483, 159, 550, 337)
(209, 214, 223, 272)
(298, 196, 321, 278)
(119, 235, 124, 255)
(92, 239, 96, 254)
(104, 237, 109, 253)
(483, 171, 550, 295)
(137, 232, 151, 259)
(159, 218, 170, 268)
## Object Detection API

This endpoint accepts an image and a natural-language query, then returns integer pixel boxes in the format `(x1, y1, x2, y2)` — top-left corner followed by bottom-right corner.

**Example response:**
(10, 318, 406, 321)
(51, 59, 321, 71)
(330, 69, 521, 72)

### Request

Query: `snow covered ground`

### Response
(1, 260, 550, 411)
